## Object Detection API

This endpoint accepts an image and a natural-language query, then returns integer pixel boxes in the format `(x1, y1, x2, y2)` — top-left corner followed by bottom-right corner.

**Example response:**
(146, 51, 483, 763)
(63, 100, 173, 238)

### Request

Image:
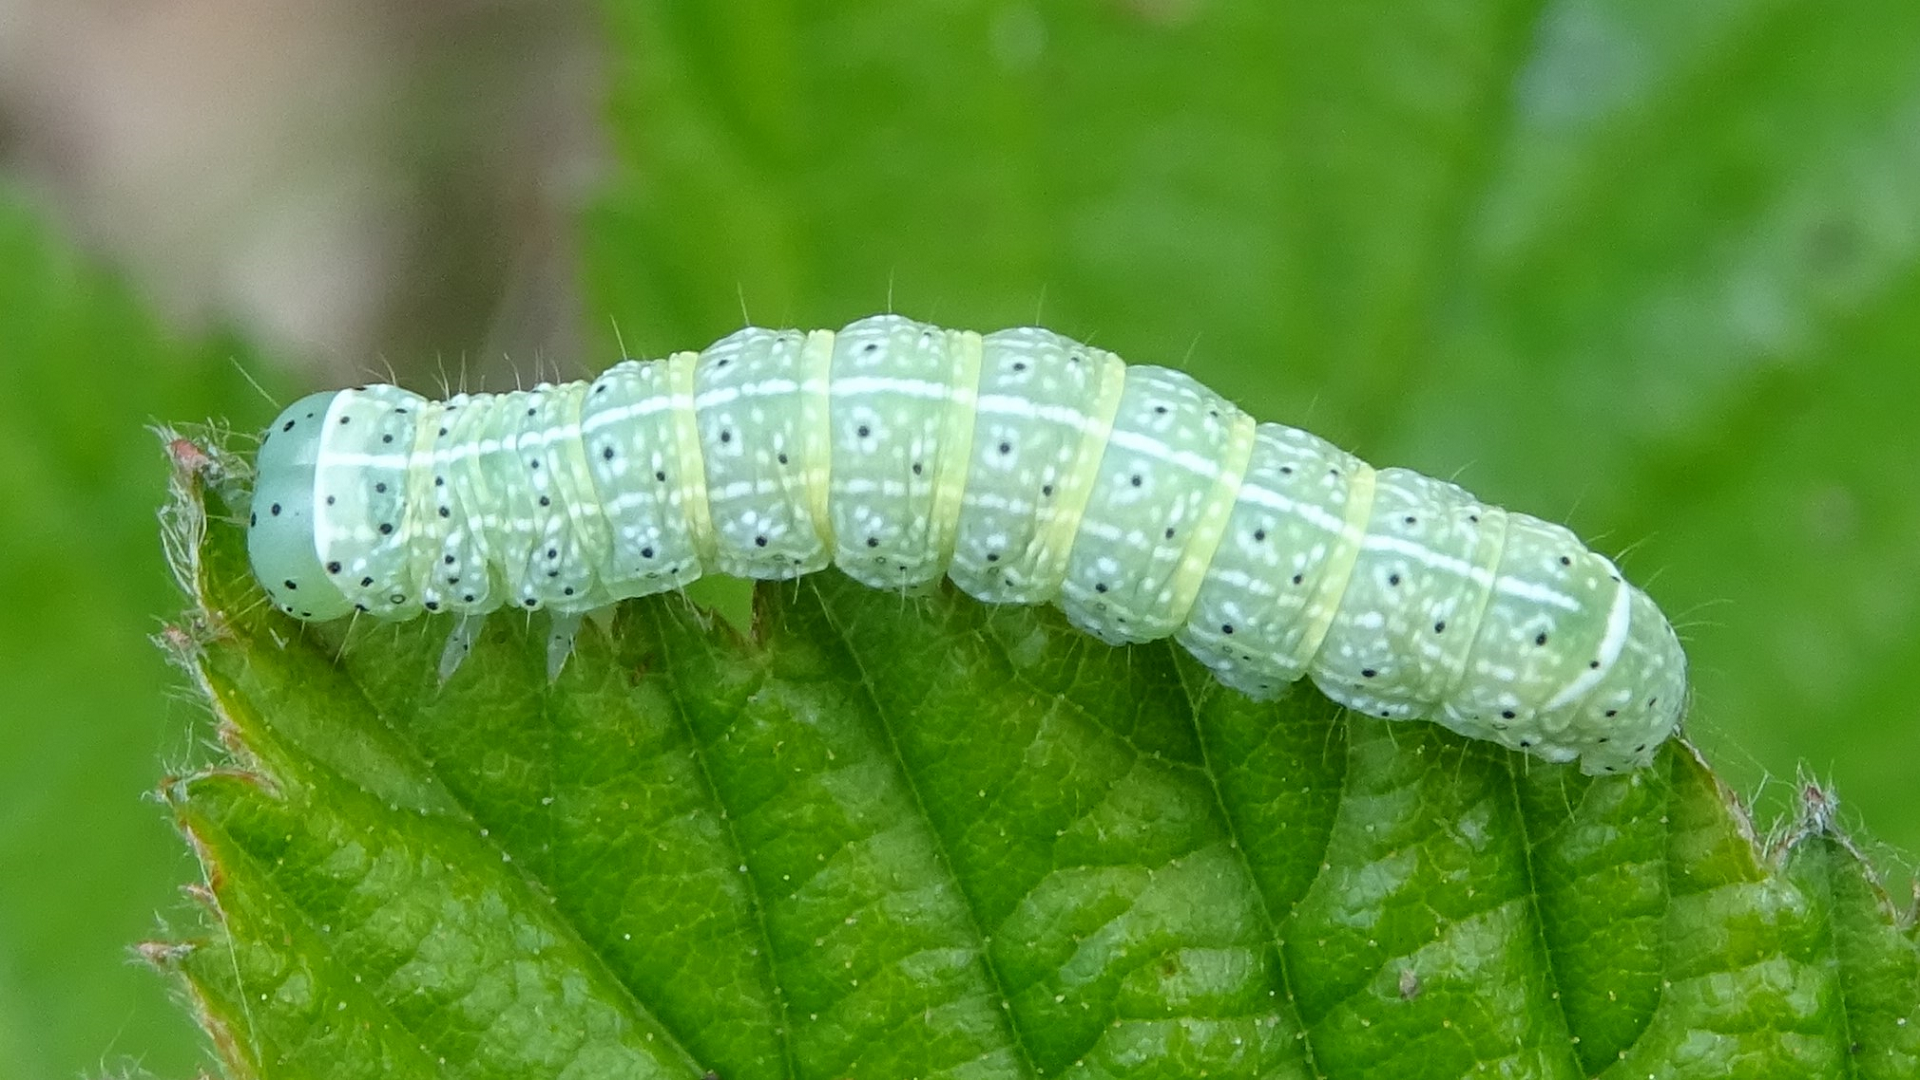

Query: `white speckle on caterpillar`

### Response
(247, 315, 1687, 773)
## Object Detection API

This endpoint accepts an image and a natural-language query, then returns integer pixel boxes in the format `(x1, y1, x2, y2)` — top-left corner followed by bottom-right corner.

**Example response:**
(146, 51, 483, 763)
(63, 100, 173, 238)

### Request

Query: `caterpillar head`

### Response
(249, 391, 355, 621)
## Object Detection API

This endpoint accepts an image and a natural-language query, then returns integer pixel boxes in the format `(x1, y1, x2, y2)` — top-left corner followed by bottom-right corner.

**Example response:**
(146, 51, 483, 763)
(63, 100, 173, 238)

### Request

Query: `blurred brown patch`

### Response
(0, 0, 608, 386)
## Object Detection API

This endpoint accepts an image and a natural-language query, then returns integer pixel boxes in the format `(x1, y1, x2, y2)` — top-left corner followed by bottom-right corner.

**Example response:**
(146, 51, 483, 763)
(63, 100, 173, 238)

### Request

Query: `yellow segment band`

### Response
(798, 329, 837, 548)
(1033, 349, 1130, 598)
(1428, 504, 1509, 709)
(549, 380, 612, 566)
(666, 349, 717, 566)
(1291, 460, 1378, 669)
(1165, 408, 1259, 628)
(929, 329, 984, 562)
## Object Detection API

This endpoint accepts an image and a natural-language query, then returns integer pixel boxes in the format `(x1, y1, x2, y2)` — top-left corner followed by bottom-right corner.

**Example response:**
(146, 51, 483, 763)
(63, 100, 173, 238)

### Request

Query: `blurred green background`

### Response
(2, 1, 1916, 1076)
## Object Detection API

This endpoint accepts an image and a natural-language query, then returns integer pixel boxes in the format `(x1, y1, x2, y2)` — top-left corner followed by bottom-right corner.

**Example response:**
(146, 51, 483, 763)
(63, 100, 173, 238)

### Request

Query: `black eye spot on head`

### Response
(1012, 361, 1027, 371)
(1041, 484, 1053, 497)
(720, 429, 732, 443)
(857, 425, 871, 438)
(327, 561, 342, 574)
(998, 441, 1011, 455)
(375, 482, 387, 494)
(1388, 573, 1400, 586)
(1535, 632, 1548, 646)
(1221, 624, 1234, 634)
(655, 470, 668, 482)
(283, 580, 298, 591)
(379, 523, 395, 535)
(1164, 527, 1175, 539)
(641, 547, 654, 559)
(1502, 710, 1516, 719)
(1153, 405, 1168, 415)
(539, 496, 551, 507)
(1605, 709, 1618, 717)
(1129, 474, 1143, 487)
(382, 434, 394, 444)
(1094, 582, 1107, 593)
(777, 453, 789, 465)
(862, 342, 879, 354)
(360, 576, 374, 587)
(1403, 516, 1416, 526)
(866, 537, 879, 548)
(270, 503, 282, 517)
(603, 447, 615, 460)
(1291, 573, 1304, 585)
(1559, 555, 1572, 566)
(281, 419, 295, 432)
(755, 536, 768, 547)
(1361, 669, 1376, 678)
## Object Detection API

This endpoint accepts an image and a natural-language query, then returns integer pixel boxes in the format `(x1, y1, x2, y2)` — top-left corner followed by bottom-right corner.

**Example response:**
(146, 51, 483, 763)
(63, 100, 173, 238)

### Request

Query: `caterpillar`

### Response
(248, 314, 1686, 774)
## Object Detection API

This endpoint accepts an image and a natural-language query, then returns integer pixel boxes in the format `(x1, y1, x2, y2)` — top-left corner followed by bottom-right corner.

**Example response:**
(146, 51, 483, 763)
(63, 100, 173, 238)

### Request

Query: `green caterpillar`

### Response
(248, 314, 1686, 773)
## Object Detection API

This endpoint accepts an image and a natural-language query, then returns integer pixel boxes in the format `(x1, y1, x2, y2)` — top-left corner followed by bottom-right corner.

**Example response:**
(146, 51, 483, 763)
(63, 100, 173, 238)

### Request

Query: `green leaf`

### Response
(158, 432, 1920, 1078)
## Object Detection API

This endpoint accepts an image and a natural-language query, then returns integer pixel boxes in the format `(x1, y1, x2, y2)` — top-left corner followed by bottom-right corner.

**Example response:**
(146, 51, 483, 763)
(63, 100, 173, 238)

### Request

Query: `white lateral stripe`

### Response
(1105, 427, 1226, 479)
(1543, 560, 1634, 710)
